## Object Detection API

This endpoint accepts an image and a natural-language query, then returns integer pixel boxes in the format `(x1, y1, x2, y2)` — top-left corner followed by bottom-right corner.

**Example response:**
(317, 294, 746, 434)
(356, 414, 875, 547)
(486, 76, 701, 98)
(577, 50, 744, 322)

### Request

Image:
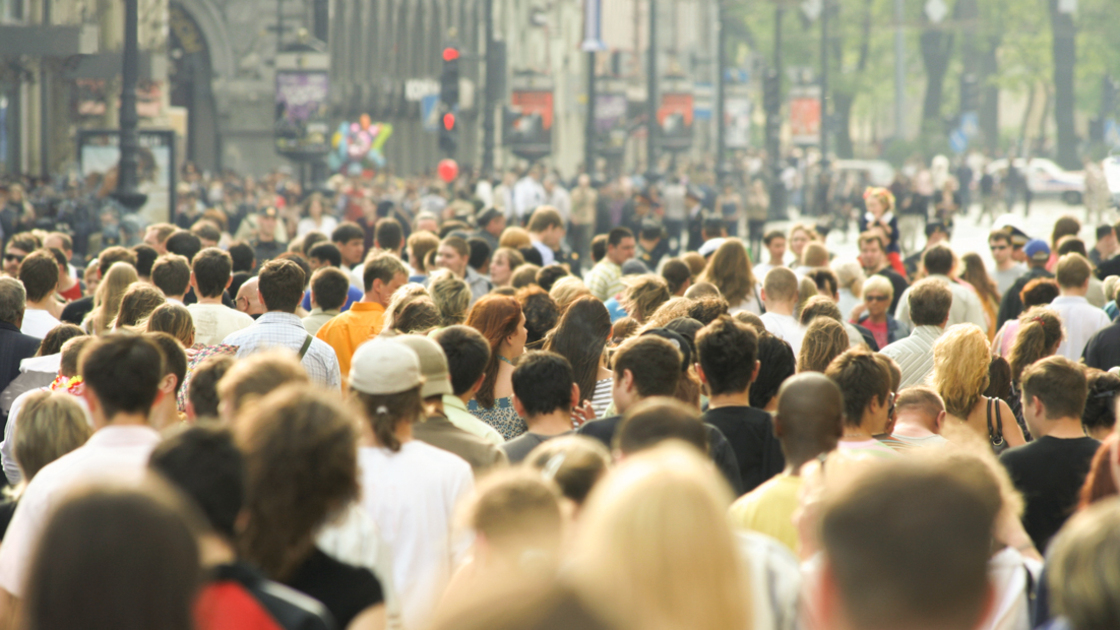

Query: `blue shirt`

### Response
(301, 285, 363, 313)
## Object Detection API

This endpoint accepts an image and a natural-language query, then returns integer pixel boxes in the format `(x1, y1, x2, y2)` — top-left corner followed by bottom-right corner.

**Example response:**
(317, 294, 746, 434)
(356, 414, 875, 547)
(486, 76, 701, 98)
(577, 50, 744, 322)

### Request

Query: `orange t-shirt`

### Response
(314, 301, 385, 379)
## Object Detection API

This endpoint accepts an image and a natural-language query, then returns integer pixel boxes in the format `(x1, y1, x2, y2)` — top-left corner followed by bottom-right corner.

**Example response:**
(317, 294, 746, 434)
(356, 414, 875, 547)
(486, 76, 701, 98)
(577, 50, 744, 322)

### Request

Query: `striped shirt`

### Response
(588, 378, 613, 419)
(879, 325, 944, 389)
(585, 260, 624, 301)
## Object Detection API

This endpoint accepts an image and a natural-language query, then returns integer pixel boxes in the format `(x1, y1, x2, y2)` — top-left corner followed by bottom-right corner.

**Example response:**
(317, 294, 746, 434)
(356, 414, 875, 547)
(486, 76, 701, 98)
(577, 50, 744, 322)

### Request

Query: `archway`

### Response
(169, 2, 221, 171)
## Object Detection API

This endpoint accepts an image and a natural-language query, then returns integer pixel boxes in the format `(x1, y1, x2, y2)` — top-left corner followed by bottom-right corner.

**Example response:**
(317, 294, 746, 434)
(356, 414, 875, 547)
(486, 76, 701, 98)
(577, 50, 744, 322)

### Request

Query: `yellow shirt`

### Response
(728, 473, 803, 554)
(314, 301, 385, 380)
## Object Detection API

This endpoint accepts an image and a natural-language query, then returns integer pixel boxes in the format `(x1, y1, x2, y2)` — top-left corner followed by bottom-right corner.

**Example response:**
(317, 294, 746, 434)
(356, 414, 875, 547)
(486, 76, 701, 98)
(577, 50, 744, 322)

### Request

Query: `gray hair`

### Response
(0, 277, 26, 325)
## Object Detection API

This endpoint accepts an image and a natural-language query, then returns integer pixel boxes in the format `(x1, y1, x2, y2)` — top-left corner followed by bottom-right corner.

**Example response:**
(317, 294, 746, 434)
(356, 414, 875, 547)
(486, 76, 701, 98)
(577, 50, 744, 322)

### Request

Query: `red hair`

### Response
(1078, 433, 1118, 511)
(465, 295, 523, 408)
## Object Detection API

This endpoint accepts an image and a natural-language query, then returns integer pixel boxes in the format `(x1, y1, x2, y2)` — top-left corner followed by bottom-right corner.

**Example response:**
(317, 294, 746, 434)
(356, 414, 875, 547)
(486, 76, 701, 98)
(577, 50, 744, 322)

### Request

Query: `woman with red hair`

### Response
(465, 295, 529, 439)
(859, 187, 907, 278)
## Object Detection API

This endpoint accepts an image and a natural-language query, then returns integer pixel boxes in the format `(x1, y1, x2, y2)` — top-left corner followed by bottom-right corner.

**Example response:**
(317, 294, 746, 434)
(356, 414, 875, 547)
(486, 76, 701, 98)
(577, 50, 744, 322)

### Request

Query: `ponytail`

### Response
(354, 387, 425, 452)
(1009, 308, 1063, 382)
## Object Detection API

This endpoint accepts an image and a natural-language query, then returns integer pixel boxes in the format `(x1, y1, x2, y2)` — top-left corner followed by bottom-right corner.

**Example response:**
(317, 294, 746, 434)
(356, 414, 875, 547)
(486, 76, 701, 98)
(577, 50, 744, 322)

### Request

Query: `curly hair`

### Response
(516, 285, 560, 347)
(639, 297, 693, 332)
(1083, 369, 1120, 435)
(931, 324, 992, 419)
(1008, 307, 1063, 382)
(686, 296, 730, 326)
(236, 385, 359, 581)
(798, 317, 850, 374)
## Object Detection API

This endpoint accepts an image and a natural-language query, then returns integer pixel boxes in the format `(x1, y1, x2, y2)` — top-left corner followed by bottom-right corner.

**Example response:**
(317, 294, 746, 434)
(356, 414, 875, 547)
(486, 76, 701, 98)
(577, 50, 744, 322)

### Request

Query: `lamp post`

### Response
(481, 0, 496, 174)
(715, 0, 726, 176)
(646, 0, 658, 177)
(113, 0, 147, 211)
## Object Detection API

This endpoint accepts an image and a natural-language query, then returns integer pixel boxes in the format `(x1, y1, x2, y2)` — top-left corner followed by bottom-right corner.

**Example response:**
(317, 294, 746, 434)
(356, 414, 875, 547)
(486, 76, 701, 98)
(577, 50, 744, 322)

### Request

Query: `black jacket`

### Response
(0, 321, 39, 397)
(997, 265, 1053, 328)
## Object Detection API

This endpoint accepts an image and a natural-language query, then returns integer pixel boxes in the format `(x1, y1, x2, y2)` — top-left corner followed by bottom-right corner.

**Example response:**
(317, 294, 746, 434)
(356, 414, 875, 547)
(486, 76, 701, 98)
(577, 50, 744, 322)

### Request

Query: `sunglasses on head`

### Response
(866, 295, 890, 302)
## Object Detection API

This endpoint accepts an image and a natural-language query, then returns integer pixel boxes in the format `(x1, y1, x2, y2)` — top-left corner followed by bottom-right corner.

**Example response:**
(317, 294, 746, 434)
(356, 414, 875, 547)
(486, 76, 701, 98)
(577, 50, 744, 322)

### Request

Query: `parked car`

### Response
(986, 158, 1085, 205)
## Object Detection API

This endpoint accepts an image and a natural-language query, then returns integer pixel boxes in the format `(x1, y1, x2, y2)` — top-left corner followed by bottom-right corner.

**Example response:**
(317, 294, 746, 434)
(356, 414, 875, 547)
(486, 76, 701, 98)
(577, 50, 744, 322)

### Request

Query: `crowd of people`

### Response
(1, 156, 1120, 630)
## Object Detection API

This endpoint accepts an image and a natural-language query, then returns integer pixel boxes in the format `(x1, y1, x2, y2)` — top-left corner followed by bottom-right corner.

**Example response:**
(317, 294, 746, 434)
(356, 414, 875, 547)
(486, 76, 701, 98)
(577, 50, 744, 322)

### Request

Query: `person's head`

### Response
(2, 233, 37, 276)
(1082, 369, 1120, 440)
(499, 226, 532, 251)
(43, 232, 72, 259)
(701, 218, 726, 241)
(0, 276, 25, 327)
(801, 242, 830, 268)
(894, 386, 946, 434)
(164, 231, 202, 263)
(615, 397, 707, 457)
(217, 350, 309, 423)
(989, 229, 1013, 265)
(1019, 277, 1060, 309)
(807, 268, 840, 301)
(39, 324, 85, 360)
(149, 426, 243, 541)
(234, 277, 263, 316)
(1024, 238, 1052, 268)
(817, 460, 999, 630)
(1056, 252, 1092, 292)
(468, 237, 492, 273)
(524, 435, 611, 508)
(463, 470, 564, 573)
(389, 297, 441, 335)
(549, 276, 592, 313)
(605, 227, 636, 266)
(415, 271, 463, 328)
(763, 230, 787, 263)
(860, 275, 894, 319)
(789, 224, 818, 258)
(511, 351, 578, 421)
(257, 259, 306, 313)
(145, 333, 188, 408)
(1051, 215, 1082, 250)
(18, 249, 59, 303)
(396, 334, 455, 406)
(535, 264, 568, 293)
(906, 277, 953, 327)
(12, 390, 91, 483)
(611, 335, 682, 414)
(236, 385, 359, 580)
(374, 217, 404, 252)
(22, 483, 202, 630)
(697, 239, 756, 305)
(750, 333, 796, 409)
(931, 324, 992, 419)
(115, 283, 166, 329)
(857, 232, 886, 271)
(88, 262, 139, 333)
(143, 222, 177, 253)
(920, 243, 954, 277)
(59, 335, 95, 380)
(437, 236, 471, 277)
(1047, 498, 1120, 630)
(798, 317, 849, 373)
(527, 207, 566, 248)
(362, 252, 408, 306)
(466, 296, 527, 405)
(146, 303, 195, 348)
(490, 247, 525, 287)
(186, 354, 235, 421)
(516, 285, 559, 347)
(190, 248, 233, 299)
(1008, 307, 1063, 382)
(227, 241, 255, 273)
(331, 222, 366, 267)
(761, 267, 799, 308)
(543, 296, 611, 402)
(307, 242, 342, 270)
(798, 295, 843, 326)
(80, 334, 164, 425)
(150, 254, 191, 300)
(1095, 223, 1118, 253)
(349, 338, 426, 451)
(572, 444, 747, 630)
(824, 347, 891, 431)
(190, 220, 222, 249)
(774, 372, 843, 467)
(622, 275, 670, 324)
(660, 259, 692, 297)
(477, 208, 506, 237)
(696, 315, 759, 397)
(97, 246, 138, 278)
(432, 324, 492, 398)
(308, 267, 349, 312)
(1020, 355, 1088, 434)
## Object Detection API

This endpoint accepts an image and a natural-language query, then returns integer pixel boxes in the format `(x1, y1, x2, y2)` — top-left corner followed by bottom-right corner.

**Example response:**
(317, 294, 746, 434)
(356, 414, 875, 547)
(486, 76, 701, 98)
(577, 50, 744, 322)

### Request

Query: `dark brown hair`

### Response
(18, 250, 58, 302)
(258, 259, 307, 313)
(353, 387, 425, 452)
(544, 296, 612, 404)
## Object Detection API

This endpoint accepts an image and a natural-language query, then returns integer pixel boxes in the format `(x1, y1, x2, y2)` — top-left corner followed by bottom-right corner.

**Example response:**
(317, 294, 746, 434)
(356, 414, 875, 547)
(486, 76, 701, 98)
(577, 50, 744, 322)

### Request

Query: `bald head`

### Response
(774, 372, 844, 469)
(235, 277, 264, 316)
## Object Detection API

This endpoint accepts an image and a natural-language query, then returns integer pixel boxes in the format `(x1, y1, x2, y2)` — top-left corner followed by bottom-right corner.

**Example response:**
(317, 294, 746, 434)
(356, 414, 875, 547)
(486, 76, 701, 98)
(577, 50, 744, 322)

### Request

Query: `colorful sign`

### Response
(658, 92, 694, 151)
(274, 69, 330, 157)
(506, 89, 554, 159)
(594, 92, 628, 156)
(789, 86, 821, 146)
(329, 115, 394, 173)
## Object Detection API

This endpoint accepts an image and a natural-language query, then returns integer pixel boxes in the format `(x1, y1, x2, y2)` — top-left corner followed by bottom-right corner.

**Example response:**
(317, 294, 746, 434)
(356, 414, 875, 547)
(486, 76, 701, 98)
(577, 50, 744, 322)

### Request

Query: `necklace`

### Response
(498, 354, 515, 366)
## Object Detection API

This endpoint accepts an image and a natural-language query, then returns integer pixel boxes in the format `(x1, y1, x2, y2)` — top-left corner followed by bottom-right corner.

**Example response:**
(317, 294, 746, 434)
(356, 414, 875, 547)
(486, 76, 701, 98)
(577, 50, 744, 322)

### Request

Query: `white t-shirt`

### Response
(20, 309, 60, 339)
(187, 303, 255, 346)
(760, 312, 806, 357)
(358, 440, 474, 630)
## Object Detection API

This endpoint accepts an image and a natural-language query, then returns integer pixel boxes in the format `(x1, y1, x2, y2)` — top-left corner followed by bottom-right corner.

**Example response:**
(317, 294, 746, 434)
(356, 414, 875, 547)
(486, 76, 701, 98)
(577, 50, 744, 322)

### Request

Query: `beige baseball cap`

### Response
(395, 335, 453, 399)
(349, 338, 423, 395)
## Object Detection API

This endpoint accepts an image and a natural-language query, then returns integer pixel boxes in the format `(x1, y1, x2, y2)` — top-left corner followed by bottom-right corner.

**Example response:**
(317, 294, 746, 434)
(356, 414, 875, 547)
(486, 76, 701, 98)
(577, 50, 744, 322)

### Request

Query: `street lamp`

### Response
(113, 0, 147, 211)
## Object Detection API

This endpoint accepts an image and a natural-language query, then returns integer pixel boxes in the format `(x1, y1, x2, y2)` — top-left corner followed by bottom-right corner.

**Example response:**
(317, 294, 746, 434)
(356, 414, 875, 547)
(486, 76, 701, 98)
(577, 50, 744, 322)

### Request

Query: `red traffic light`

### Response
(443, 113, 456, 130)
(442, 47, 459, 62)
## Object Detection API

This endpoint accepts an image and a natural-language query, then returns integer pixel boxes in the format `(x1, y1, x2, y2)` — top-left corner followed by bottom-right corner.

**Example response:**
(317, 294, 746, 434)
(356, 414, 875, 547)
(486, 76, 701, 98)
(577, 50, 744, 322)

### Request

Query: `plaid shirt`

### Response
(222, 312, 342, 388)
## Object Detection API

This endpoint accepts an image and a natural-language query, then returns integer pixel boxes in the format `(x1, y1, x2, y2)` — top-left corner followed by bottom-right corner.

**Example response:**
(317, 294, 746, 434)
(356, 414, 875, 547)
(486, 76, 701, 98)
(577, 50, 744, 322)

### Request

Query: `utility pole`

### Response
(767, 5, 785, 220)
(715, 0, 726, 176)
(585, 51, 597, 180)
(646, 0, 658, 177)
(893, 0, 905, 139)
(114, 0, 147, 211)
(39, 0, 51, 177)
(819, 0, 829, 166)
(481, 0, 496, 174)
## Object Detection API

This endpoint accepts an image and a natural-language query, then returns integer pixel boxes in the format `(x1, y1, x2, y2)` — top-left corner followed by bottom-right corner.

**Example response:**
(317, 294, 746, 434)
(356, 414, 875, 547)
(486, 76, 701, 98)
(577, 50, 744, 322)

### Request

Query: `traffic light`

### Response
(439, 43, 460, 157)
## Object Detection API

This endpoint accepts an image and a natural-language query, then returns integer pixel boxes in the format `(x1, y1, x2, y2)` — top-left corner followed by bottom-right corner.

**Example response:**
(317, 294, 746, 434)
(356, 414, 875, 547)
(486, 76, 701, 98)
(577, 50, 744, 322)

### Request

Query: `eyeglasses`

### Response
(865, 295, 890, 302)
(3, 253, 23, 263)
(990, 244, 1008, 251)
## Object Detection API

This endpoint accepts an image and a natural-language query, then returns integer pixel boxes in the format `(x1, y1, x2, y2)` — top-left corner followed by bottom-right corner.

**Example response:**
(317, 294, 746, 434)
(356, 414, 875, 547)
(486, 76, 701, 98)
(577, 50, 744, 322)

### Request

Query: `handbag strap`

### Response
(298, 334, 314, 360)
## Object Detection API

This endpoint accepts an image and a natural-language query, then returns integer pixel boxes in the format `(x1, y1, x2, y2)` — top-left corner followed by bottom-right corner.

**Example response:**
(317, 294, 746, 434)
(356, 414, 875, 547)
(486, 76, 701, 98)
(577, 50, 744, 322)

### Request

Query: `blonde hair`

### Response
(802, 242, 829, 267)
(834, 261, 865, 298)
(862, 274, 895, 302)
(524, 435, 611, 506)
(429, 269, 472, 327)
(549, 276, 591, 313)
(697, 240, 756, 306)
(218, 351, 310, 421)
(1008, 307, 1063, 382)
(462, 470, 563, 572)
(381, 283, 430, 334)
(13, 391, 92, 487)
(84, 262, 139, 334)
(799, 317, 850, 373)
(572, 443, 749, 630)
(638, 297, 693, 333)
(1047, 499, 1120, 630)
(146, 302, 195, 347)
(931, 324, 991, 419)
(623, 275, 671, 324)
(499, 227, 531, 250)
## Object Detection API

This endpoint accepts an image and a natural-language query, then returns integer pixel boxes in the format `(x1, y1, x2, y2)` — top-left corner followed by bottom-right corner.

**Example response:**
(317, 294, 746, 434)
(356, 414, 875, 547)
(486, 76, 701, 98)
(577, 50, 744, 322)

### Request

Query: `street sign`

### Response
(274, 49, 331, 158)
(789, 85, 821, 146)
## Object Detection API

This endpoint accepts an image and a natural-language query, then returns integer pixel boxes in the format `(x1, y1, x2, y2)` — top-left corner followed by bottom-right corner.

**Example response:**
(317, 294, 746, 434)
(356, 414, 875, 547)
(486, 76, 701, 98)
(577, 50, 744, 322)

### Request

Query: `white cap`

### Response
(349, 338, 423, 395)
(698, 237, 727, 258)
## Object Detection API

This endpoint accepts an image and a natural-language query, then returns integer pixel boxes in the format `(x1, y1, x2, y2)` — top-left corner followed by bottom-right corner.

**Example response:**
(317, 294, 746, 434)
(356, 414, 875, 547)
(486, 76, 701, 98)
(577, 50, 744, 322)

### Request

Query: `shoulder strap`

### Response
(987, 397, 1005, 447)
(298, 334, 314, 360)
